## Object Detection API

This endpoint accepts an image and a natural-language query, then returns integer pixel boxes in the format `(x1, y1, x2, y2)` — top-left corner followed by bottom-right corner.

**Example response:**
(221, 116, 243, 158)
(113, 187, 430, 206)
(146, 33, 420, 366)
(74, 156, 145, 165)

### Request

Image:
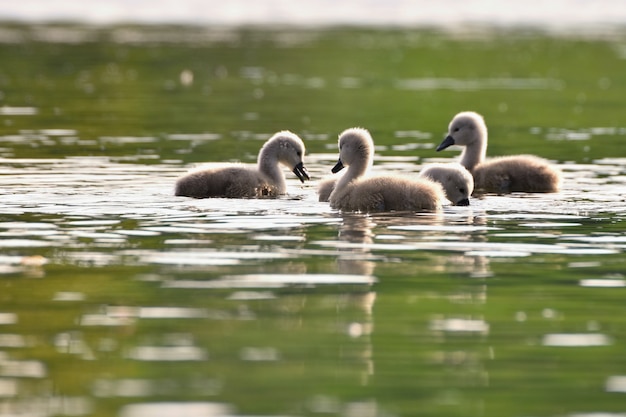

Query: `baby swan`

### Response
(419, 163, 474, 206)
(317, 177, 337, 202)
(328, 127, 443, 212)
(175, 131, 310, 198)
(320, 163, 473, 206)
(436, 111, 561, 193)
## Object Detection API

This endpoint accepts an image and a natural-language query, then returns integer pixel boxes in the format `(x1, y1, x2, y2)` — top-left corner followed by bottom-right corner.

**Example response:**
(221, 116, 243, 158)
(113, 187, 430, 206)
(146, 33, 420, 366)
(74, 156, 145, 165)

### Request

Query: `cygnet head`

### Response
(331, 127, 374, 174)
(420, 163, 474, 206)
(261, 131, 310, 182)
(436, 111, 488, 151)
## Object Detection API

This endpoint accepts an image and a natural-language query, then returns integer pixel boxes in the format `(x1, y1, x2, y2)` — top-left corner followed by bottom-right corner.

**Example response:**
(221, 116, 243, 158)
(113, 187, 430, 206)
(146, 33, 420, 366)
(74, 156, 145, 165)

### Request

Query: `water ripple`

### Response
(125, 346, 208, 361)
(542, 333, 612, 347)
(164, 274, 376, 289)
(396, 77, 563, 91)
(119, 402, 233, 417)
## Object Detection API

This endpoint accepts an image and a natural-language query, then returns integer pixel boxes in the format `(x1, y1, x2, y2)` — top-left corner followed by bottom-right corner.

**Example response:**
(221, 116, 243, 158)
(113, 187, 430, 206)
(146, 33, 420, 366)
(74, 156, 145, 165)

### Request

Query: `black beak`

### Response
(456, 198, 470, 206)
(292, 162, 310, 183)
(331, 159, 344, 173)
(436, 135, 456, 152)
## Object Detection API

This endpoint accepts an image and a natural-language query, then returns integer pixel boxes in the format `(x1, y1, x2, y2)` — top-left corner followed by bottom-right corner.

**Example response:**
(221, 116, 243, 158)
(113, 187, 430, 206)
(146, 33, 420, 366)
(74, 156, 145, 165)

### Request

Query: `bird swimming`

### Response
(418, 163, 474, 206)
(320, 162, 473, 206)
(328, 127, 444, 212)
(175, 130, 310, 198)
(436, 111, 561, 193)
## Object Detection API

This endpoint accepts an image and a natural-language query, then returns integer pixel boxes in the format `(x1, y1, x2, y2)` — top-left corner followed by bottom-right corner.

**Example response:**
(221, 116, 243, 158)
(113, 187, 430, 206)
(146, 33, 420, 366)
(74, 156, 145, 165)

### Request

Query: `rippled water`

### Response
(1, 24, 626, 417)
(2, 133, 625, 416)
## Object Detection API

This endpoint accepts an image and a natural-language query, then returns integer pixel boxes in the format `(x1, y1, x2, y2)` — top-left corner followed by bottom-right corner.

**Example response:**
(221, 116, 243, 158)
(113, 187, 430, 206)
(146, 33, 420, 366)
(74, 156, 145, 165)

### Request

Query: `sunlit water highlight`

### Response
(1, 154, 624, 261)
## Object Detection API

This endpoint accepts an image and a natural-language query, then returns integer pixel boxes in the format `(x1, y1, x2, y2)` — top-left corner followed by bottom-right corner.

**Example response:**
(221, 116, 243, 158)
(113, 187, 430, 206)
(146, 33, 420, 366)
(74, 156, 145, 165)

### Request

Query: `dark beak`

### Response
(436, 135, 456, 152)
(331, 159, 344, 173)
(456, 198, 470, 206)
(292, 162, 310, 183)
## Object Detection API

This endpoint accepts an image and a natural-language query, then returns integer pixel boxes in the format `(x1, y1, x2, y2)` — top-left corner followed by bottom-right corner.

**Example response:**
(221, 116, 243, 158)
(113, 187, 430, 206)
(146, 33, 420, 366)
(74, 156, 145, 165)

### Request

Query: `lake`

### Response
(0, 23, 625, 417)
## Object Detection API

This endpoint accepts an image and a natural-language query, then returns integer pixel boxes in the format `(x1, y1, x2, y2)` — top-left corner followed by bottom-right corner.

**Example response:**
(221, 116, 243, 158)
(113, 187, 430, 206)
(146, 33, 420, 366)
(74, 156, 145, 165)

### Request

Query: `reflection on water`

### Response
(336, 214, 377, 276)
(0, 142, 625, 416)
(1, 24, 625, 417)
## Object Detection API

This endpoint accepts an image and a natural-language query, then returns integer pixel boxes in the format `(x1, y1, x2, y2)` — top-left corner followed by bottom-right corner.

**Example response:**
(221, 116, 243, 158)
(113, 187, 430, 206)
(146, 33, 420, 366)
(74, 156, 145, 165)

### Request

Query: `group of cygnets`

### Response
(174, 111, 562, 212)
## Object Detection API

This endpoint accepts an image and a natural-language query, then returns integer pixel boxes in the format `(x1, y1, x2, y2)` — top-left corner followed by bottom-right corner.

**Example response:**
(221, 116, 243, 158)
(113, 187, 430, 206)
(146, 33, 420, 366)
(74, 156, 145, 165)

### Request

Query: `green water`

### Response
(0, 23, 625, 417)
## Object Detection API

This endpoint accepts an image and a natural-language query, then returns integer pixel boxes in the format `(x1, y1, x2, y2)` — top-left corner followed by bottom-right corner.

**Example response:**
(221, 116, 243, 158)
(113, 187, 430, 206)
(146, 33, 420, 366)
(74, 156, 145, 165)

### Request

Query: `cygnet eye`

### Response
(459, 188, 466, 194)
(297, 151, 302, 157)
(453, 127, 460, 132)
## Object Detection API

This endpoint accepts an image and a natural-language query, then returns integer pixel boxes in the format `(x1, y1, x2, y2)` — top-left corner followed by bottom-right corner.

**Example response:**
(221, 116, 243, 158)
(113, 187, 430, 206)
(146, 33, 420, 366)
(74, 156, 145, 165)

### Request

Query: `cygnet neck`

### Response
(257, 141, 286, 190)
(459, 130, 487, 172)
(336, 150, 371, 191)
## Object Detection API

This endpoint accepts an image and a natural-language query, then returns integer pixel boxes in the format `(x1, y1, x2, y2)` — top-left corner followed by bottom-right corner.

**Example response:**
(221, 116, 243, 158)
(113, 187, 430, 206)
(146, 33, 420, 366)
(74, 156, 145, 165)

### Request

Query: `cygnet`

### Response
(328, 127, 444, 212)
(175, 131, 309, 198)
(436, 111, 561, 193)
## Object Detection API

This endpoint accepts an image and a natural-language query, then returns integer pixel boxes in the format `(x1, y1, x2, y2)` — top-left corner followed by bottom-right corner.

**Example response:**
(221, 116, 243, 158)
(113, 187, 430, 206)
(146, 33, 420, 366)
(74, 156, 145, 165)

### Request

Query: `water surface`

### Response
(0, 24, 625, 417)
